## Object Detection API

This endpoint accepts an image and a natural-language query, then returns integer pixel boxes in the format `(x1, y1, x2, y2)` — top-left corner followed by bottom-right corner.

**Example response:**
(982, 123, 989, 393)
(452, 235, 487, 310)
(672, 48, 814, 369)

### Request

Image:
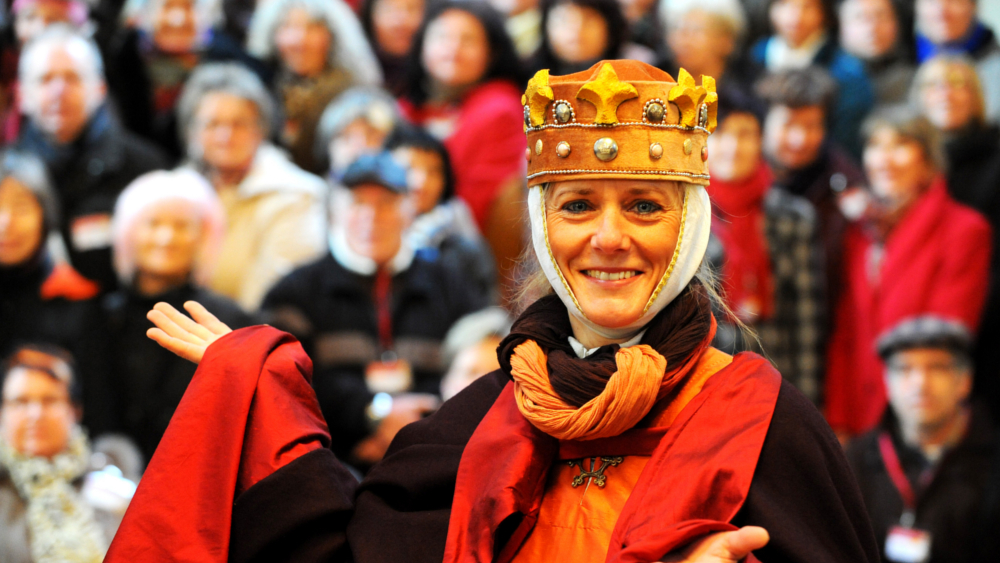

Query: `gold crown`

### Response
(522, 60, 718, 187)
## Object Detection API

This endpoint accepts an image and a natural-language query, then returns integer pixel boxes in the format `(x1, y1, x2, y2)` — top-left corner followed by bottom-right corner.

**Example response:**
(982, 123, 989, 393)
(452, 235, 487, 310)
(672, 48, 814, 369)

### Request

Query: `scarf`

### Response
(0, 427, 107, 563)
(707, 162, 775, 322)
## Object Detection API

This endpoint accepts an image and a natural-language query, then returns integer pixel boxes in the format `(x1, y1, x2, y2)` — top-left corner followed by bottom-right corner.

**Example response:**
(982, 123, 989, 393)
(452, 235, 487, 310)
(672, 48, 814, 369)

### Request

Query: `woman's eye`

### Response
(633, 201, 661, 214)
(562, 200, 590, 213)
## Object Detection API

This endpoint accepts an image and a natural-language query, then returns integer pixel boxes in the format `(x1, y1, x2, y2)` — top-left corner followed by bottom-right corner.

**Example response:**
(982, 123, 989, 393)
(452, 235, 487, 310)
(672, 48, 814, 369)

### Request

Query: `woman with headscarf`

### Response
(105, 60, 879, 563)
(246, 0, 381, 174)
(825, 106, 991, 439)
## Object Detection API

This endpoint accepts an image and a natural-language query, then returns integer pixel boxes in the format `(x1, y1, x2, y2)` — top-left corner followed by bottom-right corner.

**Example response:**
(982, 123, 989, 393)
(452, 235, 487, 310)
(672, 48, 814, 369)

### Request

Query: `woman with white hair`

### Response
(100, 169, 252, 462)
(246, 0, 382, 173)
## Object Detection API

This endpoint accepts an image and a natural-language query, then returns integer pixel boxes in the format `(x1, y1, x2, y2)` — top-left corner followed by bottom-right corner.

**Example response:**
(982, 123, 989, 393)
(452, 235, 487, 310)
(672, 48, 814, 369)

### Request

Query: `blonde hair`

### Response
(911, 53, 986, 127)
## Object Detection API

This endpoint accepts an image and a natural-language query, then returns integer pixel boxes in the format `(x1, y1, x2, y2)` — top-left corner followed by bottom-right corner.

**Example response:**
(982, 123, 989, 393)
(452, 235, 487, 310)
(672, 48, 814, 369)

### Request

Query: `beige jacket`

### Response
(195, 144, 327, 312)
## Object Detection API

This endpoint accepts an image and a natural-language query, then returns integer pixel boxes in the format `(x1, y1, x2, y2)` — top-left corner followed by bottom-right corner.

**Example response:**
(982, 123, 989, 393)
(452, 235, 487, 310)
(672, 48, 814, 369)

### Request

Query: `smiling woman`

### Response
(108, 60, 879, 563)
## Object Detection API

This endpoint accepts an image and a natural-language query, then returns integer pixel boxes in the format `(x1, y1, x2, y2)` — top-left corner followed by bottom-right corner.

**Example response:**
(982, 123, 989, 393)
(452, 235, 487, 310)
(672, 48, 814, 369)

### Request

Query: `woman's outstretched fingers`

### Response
(146, 327, 206, 364)
(155, 302, 214, 341)
(184, 301, 232, 336)
(148, 307, 205, 346)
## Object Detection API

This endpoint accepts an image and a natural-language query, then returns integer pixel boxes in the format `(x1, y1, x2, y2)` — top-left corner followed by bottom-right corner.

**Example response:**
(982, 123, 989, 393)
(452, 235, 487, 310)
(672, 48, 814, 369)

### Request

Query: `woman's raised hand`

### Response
(147, 301, 233, 364)
(659, 526, 769, 563)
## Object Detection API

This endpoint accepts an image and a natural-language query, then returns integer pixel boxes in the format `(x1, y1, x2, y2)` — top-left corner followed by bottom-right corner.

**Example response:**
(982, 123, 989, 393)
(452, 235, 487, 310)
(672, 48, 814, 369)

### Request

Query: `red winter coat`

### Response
(825, 178, 992, 435)
(398, 80, 526, 230)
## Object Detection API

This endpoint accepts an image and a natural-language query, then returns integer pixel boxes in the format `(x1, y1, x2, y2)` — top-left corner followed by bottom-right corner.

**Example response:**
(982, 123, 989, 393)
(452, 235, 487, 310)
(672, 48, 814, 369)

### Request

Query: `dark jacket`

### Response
(14, 106, 169, 291)
(945, 124, 1000, 418)
(261, 252, 489, 460)
(100, 283, 253, 463)
(846, 406, 1000, 563)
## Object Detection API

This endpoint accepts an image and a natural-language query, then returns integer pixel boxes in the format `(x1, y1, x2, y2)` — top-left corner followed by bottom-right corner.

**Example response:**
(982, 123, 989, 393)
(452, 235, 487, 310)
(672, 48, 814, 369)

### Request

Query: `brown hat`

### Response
(523, 60, 718, 187)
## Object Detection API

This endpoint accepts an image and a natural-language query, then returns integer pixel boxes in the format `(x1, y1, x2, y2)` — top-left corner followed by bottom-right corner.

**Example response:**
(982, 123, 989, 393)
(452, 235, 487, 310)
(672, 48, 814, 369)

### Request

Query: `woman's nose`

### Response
(590, 209, 629, 253)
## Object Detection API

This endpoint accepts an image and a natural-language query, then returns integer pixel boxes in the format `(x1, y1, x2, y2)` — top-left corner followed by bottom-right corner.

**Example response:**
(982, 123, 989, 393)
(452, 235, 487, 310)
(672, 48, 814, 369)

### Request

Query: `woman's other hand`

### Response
(660, 526, 770, 563)
(147, 301, 233, 364)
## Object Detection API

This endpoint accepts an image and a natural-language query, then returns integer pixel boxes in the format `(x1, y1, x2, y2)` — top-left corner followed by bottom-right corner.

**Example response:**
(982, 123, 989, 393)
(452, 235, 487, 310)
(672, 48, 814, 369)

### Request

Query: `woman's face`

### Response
(372, 0, 425, 57)
(708, 112, 763, 182)
(275, 7, 332, 77)
(392, 146, 446, 215)
(762, 104, 826, 171)
(0, 177, 44, 267)
(421, 9, 491, 90)
(546, 3, 609, 64)
(193, 92, 264, 176)
(329, 117, 391, 175)
(838, 0, 898, 60)
(770, 0, 825, 48)
(15, 0, 77, 46)
(153, 0, 199, 55)
(545, 179, 684, 329)
(0, 367, 76, 459)
(344, 184, 414, 265)
(864, 126, 935, 208)
(666, 10, 734, 80)
(916, 0, 975, 45)
(133, 200, 203, 283)
(919, 63, 977, 132)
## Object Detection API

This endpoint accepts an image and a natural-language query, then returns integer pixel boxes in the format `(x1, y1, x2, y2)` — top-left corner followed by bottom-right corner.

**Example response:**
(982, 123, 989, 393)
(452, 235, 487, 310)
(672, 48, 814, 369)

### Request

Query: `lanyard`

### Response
(373, 269, 393, 352)
(878, 431, 940, 513)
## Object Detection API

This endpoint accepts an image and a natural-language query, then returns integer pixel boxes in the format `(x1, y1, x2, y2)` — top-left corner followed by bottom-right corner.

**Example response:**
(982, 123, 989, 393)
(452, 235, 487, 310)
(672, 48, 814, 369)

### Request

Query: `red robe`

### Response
(398, 80, 526, 230)
(825, 178, 992, 435)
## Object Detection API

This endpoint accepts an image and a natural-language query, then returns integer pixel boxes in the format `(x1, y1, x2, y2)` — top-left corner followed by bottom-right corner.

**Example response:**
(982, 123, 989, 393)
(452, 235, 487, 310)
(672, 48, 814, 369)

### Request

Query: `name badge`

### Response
(365, 358, 412, 394)
(70, 213, 113, 251)
(885, 525, 932, 563)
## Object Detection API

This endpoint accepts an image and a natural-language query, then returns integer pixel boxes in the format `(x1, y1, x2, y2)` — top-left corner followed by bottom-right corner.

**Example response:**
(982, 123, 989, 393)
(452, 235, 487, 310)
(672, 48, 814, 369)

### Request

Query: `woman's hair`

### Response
(0, 149, 58, 235)
(910, 53, 986, 128)
(314, 86, 401, 166)
(0, 344, 81, 406)
(400, 0, 523, 106)
(177, 62, 274, 157)
(246, 0, 382, 86)
(384, 123, 456, 202)
(659, 0, 748, 42)
(111, 168, 226, 286)
(861, 104, 945, 173)
(535, 0, 628, 70)
(755, 66, 837, 114)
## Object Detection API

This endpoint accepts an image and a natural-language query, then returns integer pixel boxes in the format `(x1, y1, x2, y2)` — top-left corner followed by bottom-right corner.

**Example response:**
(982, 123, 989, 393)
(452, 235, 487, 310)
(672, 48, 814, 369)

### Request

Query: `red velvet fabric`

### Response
(825, 178, 992, 435)
(442, 352, 782, 563)
(708, 162, 775, 321)
(398, 80, 526, 230)
(105, 326, 330, 563)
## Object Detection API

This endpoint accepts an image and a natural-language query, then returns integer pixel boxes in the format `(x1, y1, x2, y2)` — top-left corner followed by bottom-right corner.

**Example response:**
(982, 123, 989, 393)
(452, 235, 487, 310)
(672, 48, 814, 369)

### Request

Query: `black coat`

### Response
(99, 283, 253, 463)
(14, 106, 169, 291)
(226, 373, 880, 563)
(262, 252, 490, 460)
(846, 406, 1000, 563)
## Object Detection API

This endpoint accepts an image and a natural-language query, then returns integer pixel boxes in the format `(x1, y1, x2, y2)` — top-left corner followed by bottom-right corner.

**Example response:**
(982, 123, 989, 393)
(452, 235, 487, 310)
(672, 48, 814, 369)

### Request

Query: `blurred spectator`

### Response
(532, 0, 655, 76)
(847, 316, 1000, 562)
(751, 0, 875, 157)
(177, 62, 326, 312)
(360, 0, 426, 95)
(262, 153, 488, 467)
(315, 86, 400, 181)
(616, 0, 658, 51)
(399, 1, 525, 233)
(707, 94, 824, 402)
(757, 67, 863, 316)
(912, 54, 1000, 418)
(247, 0, 381, 174)
(386, 124, 498, 303)
(0, 344, 136, 562)
(838, 0, 915, 105)
(0, 0, 90, 144)
(487, 0, 541, 59)
(825, 107, 991, 438)
(106, 0, 265, 158)
(439, 307, 511, 401)
(14, 26, 169, 291)
(0, 149, 114, 438)
(99, 170, 252, 462)
(657, 0, 760, 97)
(914, 0, 1000, 123)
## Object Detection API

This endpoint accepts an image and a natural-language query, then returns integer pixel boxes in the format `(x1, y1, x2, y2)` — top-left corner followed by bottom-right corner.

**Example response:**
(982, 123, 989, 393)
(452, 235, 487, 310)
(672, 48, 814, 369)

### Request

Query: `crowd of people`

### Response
(0, 0, 998, 559)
